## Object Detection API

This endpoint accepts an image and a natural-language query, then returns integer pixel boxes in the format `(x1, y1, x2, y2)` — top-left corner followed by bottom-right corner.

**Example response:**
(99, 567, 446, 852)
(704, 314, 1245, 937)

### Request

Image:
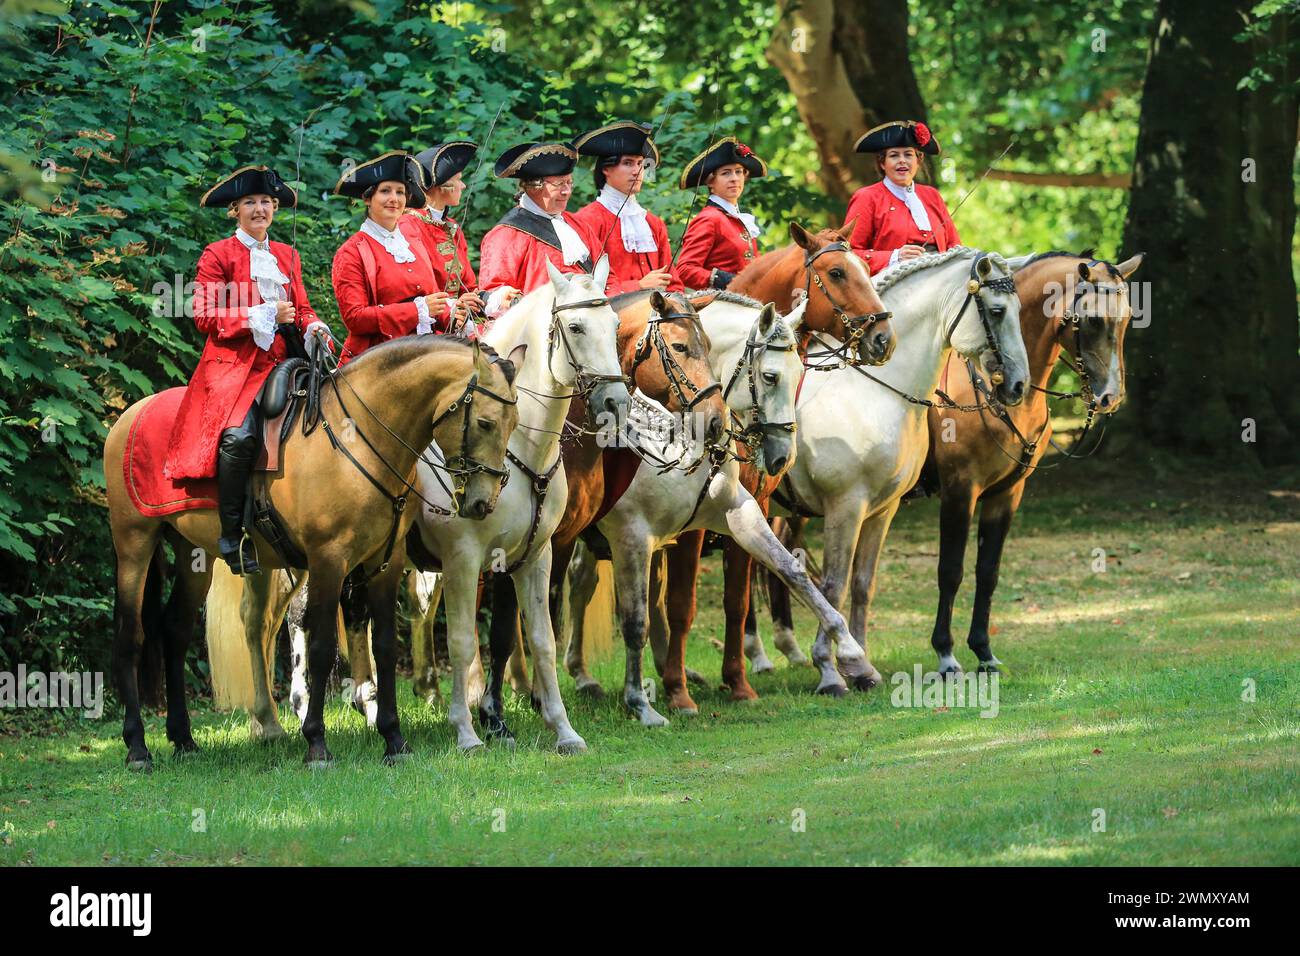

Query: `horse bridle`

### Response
(802, 240, 892, 366)
(628, 299, 723, 415)
(722, 313, 798, 459)
(547, 295, 626, 401)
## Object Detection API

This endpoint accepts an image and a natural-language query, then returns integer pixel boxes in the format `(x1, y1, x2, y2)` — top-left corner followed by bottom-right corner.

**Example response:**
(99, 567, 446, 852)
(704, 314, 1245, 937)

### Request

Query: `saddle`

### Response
(254, 357, 311, 473)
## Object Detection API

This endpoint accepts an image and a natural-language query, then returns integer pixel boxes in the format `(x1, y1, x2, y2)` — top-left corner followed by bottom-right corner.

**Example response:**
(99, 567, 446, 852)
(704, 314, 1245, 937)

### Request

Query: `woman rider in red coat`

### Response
(570, 120, 682, 294)
(675, 136, 768, 290)
(408, 141, 485, 334)
(331, 151, 451, 360)
(163, 165, 326, 574)
(844, 120, 960, 274)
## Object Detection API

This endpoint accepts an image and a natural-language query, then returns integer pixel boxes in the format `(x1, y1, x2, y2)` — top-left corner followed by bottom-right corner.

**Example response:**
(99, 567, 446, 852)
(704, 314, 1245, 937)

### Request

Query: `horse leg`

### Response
(844, 502, 899, 690)
(742, 590, 775, 674)
(339, 571, 378, 726)
(300, 564, 345, 767)
(409, 570, 443, 706)
(287, 577, 311, 722)
(364, 561, 411, 763)
(161, 552, 212, 755)
(662, 533, 703, 714)
(967, 485, 1023, 672)
(479, 574, 519, 744)
(560, 539, 605, 697)
(241, 571, 288, 741)
(647, 548, 670, 677)
(721, 537, 761, 700)
(724, 497, 873, 696)
(443, 559, 486, 752)
(611, 534, 668, 727)
(930, 483, 977, 675)
(514, 543, 587, 753)
(111, 524, 163, 770)
(762, 516, 809, 666)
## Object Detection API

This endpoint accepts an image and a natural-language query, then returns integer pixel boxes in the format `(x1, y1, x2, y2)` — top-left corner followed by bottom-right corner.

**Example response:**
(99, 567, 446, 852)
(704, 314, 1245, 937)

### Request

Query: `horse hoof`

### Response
(383, 750, 413, 766)
(304, 745, 334, 769)
(251, 721, 287, 743)
(671, 702, 699, 716)
(685, 668, 709, 687)
(458, 741, 486, 756)
(977, 661, 1002, 674)
(575, 679, 605, 699)
(125, 755, 153, 773)
(637, 708, 669, 728)
(728, 686, 760, 703)
(172, 739, 199, 757)
(850, 671, 881, 692)
(556, 736, 588, 755)
(816, 682, 849, 699)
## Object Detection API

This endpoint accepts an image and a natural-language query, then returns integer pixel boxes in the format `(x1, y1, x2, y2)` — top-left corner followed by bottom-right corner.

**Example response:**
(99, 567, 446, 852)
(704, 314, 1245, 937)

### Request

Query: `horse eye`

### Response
(478, 418, 493, 431)
(671, 342, 688, 354)
(829, 269, 845, 280)
(762, 372, 778, 385)
(990, 306, 1006, 319)
(568, 323, 582, 334)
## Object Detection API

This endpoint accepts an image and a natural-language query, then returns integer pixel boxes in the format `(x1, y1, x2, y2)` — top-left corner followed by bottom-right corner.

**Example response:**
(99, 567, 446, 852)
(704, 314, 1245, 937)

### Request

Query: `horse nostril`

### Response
(1012, 380, 1025, 398)
(473, 499, 488, 518)
(769, 454, 787, 474)
(873, 332, 889, 353)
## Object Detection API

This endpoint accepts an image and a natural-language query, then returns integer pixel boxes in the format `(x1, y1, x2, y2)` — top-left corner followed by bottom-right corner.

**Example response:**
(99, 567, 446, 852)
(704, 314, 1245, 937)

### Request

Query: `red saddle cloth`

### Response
(124, 388, 218, 517)
(594, 446, 642, 523)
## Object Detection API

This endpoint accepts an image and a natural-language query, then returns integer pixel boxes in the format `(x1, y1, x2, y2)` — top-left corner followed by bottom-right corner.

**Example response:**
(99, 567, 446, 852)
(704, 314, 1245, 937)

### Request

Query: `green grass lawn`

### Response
(3, 459, 1298, 866)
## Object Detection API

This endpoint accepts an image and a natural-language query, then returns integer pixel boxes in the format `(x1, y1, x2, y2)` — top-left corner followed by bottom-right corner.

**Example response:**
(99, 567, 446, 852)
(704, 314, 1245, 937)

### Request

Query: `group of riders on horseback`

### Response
(166, 119, 958, 578)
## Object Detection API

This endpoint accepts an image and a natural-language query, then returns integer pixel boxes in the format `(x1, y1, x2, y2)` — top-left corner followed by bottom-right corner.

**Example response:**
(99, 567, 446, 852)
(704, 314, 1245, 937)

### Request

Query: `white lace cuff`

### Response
(248, 302, 278, 351)
(484, 287, 518, 319)
(415, 296, 433, 335)
(888, 247, 902, 267)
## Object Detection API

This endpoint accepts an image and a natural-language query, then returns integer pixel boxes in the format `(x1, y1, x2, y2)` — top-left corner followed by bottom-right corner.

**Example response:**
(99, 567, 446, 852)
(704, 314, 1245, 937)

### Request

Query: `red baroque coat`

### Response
(675, 201, 759, 290)
(332, 219, 445, 361)
(845, 180, 961, 274)
(478, 207, 604, 297)
(163, 234, 317, 481)
(403, 209, 477, 296)
(570, 201, 684, 294)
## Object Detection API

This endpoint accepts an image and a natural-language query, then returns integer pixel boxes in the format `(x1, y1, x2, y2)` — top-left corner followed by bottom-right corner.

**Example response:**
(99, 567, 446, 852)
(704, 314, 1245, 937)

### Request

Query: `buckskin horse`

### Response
(918, 250, 1143, 674)
(765, 248, 1032, 696)
(561, 221, 898, 698)
(103, 335, 519, 769)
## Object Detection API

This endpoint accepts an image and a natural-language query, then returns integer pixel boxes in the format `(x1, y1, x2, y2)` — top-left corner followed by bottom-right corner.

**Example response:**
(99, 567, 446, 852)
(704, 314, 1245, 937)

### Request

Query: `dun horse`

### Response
(103, 337, 518, 769)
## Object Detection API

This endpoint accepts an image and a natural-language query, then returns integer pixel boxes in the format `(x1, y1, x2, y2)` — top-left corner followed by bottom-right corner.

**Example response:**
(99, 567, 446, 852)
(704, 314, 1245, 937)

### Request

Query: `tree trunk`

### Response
(766, 0, 928, 203)
(1121, 0, 1299, 464)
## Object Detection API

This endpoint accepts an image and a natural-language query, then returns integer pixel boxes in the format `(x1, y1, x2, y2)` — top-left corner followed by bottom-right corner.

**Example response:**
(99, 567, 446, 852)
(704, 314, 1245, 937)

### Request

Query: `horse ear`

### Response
(472, 339, 492, 376)
(649, 290, 668, 314)
(977, 255, 993, 278)
(503, 343, 527, 383)
(592, 254, 611, 292)
(1115, 252, 1144, 279)
(545, 258, 567, 291)
(758, 302, 777, 336)
(1077, 261, 1091, 282)
(837, 216, 859, 241)
(789, 221, 815, 251)
(784, 298, 808, 332)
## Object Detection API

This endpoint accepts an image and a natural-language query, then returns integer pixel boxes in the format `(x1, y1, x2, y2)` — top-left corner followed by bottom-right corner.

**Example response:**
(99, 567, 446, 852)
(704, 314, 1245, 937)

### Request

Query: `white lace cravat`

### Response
(520, 194, 590, 265)
(361, 217, 417, 264)
(883, 178, 933, 232)
(709, 194, 763, 238)
(235, 228, 288, 351)
(597, 184, 658, 254)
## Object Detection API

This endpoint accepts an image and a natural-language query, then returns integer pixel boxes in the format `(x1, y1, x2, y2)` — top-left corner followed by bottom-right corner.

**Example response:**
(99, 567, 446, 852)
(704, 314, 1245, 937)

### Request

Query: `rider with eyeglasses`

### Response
(477, 141, 606, 319)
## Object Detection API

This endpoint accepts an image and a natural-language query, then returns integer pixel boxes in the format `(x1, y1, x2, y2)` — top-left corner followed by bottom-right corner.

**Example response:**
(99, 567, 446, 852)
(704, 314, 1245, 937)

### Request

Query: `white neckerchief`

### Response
(361, 217, 416, 264)
(883, 178, 932, 232)
(235, 228, 288, 304)
(424, 205, 445, 222)
(520, 194, 590, 265)
(709, 194, 763, 238)
(597, 184, 658, 254)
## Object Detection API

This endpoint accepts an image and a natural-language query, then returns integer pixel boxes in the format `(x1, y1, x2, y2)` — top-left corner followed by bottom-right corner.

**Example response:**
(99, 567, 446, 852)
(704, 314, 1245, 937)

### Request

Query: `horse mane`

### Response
(871, 245, 1005, 295)
(340, 332, 474, 375)
(709, 289, 764, 310)
(1018, 248, 1122, 280)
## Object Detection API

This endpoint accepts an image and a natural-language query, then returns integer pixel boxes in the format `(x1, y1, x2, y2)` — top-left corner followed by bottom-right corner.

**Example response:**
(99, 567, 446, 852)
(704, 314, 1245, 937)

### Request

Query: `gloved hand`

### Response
(304, 320, 336, 359)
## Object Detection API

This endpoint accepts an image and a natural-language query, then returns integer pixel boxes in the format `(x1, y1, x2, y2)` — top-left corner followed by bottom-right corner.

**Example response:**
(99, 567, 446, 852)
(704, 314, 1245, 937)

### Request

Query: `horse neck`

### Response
(728, 245, 799, 309)
(873, 258, 972, 403)
(699, 304, 753, 415)
(488, 292, 568, 470)
(1017, 262, 1069, 394)
(329, 343, 472, 493)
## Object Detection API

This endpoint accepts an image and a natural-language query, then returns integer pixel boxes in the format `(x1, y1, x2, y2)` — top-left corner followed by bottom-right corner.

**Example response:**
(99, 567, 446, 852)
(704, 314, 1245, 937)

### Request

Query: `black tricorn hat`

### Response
(493, 142, 578, 180)
(679, 136, 767, 189)
(854, 120, 940, 156)
(333, 151, 429, 209)
(415, 141, 478, 188)
(200, 165, 297, 208)
(572, 121, 661, 168)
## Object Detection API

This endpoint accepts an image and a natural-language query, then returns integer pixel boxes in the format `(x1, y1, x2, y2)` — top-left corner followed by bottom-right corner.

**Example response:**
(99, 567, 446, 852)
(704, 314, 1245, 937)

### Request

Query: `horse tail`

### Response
(137, 543, 167, 708)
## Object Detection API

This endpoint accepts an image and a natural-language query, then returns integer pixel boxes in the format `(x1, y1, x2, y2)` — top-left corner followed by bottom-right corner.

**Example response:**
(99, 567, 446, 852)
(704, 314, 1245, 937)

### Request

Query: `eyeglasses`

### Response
(541, 178, 574, 192)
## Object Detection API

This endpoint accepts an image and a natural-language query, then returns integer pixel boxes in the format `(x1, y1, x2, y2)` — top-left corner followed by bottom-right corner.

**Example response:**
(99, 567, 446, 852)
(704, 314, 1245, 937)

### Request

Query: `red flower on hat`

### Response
(735, 142, 753, 157)
(913, 123, 932, 148)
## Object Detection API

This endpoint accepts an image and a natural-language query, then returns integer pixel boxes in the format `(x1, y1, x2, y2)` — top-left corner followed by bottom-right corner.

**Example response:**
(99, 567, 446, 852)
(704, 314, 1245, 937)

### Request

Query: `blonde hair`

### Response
(226, 196, 280, 218)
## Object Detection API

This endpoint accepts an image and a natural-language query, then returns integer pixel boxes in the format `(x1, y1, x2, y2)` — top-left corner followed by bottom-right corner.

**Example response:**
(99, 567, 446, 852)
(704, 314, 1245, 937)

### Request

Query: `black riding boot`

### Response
(217, 404, 260, 575)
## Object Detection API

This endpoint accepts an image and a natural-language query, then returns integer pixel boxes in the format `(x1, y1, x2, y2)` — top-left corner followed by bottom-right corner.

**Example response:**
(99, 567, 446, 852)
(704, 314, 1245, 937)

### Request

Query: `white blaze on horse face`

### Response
(549, 273, 621, 390)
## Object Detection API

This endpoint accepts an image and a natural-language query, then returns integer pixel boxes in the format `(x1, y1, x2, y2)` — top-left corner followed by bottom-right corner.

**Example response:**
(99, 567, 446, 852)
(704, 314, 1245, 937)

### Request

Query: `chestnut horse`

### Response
(102, 337, 519, 769)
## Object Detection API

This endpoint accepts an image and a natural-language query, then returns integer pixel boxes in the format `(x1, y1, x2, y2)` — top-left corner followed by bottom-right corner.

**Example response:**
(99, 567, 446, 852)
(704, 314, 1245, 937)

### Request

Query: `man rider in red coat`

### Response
(164, 165, 327, 574)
